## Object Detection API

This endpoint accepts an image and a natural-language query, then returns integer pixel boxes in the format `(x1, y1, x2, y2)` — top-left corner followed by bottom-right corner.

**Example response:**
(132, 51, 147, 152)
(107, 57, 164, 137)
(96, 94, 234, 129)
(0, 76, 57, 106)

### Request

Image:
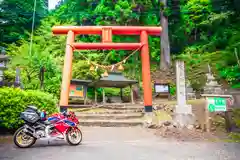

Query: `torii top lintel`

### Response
(52, 26, 162, 36)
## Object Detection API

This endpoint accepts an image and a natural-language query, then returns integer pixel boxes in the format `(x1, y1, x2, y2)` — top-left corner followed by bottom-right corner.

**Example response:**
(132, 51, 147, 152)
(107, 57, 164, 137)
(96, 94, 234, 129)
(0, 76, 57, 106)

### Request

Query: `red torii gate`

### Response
(52, 26, 162, 112)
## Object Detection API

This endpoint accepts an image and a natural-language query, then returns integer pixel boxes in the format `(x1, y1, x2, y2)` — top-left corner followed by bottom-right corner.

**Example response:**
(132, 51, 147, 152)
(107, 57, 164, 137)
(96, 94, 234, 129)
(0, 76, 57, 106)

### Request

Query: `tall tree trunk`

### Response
(160, 0, 170, 70)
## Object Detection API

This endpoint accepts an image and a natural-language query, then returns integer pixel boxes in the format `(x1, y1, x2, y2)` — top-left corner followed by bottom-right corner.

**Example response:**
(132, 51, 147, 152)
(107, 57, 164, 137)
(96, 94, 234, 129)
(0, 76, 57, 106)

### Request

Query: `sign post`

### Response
(153, 82, 170, 99)
(201, 94, 233, 132)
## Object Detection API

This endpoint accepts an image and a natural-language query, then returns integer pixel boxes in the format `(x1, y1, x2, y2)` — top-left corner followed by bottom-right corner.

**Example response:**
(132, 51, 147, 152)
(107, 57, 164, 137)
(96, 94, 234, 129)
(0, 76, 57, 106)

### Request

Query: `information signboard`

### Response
(69, 84, 83, 97)
(207, 97, 227, 112)
(154, 84, 169, 93)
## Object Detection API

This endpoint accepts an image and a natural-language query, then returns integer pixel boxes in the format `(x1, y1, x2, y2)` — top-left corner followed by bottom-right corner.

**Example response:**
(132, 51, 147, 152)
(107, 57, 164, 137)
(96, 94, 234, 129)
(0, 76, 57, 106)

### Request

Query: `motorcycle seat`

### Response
(43, 121, 51, 125)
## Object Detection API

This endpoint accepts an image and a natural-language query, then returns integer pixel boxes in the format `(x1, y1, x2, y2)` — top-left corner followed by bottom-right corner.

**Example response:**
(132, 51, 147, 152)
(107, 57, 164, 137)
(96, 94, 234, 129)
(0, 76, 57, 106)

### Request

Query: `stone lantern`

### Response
(0, 48, 9, 82)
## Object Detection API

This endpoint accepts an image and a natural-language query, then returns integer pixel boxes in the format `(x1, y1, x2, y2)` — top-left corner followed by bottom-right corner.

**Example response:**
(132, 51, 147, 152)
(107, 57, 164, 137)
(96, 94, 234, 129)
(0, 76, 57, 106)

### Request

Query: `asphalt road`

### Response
(0, 127, 240, 160)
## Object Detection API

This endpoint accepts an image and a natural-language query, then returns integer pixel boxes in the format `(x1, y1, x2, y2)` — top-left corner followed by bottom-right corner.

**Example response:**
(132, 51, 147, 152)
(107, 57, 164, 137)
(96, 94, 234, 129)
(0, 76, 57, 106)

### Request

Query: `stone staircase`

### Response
(70, 104, 145, 127)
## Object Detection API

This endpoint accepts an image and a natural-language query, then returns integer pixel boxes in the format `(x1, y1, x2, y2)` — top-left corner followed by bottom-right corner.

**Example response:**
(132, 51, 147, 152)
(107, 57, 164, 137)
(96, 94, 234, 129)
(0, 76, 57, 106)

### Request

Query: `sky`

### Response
(48, 0, 61, 10)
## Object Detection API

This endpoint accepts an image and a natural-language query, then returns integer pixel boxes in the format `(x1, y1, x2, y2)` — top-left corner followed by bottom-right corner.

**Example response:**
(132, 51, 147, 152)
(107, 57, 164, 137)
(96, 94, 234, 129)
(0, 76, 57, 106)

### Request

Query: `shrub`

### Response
(0, 87, 58, 129)
(169, 83, 176, 96)
(105, 88, 120, 96)
(233, 108, 240, 128)
(229, 108, 240, 142)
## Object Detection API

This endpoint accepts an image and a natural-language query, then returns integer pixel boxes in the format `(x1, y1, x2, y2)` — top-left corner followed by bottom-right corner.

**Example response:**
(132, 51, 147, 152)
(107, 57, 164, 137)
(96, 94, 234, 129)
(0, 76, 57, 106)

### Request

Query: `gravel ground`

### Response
(0, 127, 240, 160)
(154, 127, 230, 142)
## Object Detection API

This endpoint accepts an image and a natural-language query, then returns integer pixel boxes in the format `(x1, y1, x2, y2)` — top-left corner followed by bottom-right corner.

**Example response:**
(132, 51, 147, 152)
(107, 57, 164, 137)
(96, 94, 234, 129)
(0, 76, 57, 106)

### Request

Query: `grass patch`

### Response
(150, 99, 206, 125)
(0, 136, 12, 143)
(143, 110, 172, 124)
(163, 99, 205, 105)
(154, 110, 172, 121)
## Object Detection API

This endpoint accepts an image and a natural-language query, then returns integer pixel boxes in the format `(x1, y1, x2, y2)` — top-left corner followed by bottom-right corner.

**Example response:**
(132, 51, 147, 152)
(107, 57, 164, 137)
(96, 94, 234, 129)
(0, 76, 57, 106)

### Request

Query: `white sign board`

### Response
(176, 61, 187, 107)
(155, 84, 169, 93)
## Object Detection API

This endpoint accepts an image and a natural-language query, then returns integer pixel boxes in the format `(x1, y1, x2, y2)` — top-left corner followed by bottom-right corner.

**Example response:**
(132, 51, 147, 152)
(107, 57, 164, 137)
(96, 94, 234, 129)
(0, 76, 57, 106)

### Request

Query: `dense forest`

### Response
(0, 0, 240, 98)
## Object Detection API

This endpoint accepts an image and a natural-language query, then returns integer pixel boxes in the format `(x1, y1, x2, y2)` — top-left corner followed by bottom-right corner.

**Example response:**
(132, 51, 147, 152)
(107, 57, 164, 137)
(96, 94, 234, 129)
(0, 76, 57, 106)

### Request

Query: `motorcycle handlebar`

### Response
(61, 111, 76, 118)
(61, 111, 69, 117)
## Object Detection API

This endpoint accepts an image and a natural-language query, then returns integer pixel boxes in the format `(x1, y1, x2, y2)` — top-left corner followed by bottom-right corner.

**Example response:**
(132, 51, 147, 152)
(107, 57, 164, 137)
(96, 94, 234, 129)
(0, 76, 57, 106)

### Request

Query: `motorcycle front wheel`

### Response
(13, 126, 37, 148)
(66, 127, 82, 145)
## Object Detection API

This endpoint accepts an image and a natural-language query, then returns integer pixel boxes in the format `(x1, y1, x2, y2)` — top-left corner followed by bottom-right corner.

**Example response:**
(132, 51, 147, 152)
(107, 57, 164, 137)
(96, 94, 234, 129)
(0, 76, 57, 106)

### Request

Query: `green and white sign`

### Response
(207, 97, 227, 112)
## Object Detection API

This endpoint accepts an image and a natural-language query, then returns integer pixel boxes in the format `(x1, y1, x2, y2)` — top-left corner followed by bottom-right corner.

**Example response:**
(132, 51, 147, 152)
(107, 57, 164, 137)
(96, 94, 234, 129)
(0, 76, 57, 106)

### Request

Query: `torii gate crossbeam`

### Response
(52, 26, 162, 112)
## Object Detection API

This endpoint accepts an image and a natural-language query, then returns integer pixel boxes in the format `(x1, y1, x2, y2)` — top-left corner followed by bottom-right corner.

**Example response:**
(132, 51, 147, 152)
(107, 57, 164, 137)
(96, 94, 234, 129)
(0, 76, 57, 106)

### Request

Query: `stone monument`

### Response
(0, 48, 9, 83)
(173, 60, 195, 128)
(204, 64, 224, 94)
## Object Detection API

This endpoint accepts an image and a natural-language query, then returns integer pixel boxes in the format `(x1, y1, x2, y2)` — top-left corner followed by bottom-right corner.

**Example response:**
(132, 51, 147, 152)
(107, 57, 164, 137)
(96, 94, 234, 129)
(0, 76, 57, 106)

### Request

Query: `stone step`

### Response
(76, 113, 144, 120)
(78, 119, 143, 127)
(99, 103, 142, 107)
(85, 109, 143, 114)
(64, 105, 92, 108)
(71, 108, 143, 114)
(99, 105, 144, 111)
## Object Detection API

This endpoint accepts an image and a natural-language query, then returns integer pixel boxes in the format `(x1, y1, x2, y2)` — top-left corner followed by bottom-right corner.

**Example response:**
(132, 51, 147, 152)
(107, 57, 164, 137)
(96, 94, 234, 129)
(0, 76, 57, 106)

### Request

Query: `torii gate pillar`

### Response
(52, 26, 162, 112)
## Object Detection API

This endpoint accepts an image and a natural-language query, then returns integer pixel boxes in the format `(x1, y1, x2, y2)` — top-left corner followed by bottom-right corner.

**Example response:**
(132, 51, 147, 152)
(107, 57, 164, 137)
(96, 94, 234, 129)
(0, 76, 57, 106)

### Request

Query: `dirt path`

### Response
(0, 127, 240, 160)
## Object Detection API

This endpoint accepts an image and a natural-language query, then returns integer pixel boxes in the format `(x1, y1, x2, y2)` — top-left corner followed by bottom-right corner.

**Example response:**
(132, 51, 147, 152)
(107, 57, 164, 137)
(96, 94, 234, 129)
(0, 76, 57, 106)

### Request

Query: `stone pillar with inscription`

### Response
(173, 60, 195, 128)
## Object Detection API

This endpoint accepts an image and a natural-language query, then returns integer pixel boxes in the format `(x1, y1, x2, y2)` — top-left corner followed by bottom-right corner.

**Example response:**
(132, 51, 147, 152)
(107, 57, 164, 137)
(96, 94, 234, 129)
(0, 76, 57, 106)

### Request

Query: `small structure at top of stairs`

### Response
(69, 103, 144, 127)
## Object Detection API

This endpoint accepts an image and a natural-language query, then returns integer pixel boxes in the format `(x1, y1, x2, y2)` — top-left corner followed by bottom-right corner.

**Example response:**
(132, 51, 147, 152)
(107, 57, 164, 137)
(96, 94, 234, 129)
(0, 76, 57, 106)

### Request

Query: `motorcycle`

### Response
(13, 106, 82, 148)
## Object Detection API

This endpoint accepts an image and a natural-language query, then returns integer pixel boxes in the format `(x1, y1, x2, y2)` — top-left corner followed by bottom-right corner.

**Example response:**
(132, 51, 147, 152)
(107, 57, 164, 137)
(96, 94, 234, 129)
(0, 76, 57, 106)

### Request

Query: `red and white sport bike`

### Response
(13, 106, 82, 148)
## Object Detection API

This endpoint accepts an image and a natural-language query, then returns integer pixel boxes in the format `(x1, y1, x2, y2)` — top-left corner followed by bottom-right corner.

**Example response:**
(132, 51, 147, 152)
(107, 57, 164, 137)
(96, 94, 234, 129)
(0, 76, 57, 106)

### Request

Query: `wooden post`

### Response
(95, 88, 97, 104)
(140, 31, 153, 112)
(102, 88, 105, 104)
(84, 85, 87, 105)
(120, 88, 123, 102)
(102, 27, 112, 43)
(225, 111, 232, 132)
(130, 85, 134, 104)
(59, 30, 75, 110)
(205, 97, 210, 132)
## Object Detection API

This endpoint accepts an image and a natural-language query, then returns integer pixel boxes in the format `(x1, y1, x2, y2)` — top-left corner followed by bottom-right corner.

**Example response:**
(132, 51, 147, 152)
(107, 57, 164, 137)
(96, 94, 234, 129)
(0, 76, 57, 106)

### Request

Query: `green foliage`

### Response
(177, 0, 240, 89)
(232, 83, 240, 89)
(233, 108, 240, 128)
(52, 0, 160, 63)
(218, 65, 240, 86)
(3, 70, 16, 82)
(169, 83, 176, 96)
(104, 88, 120, 97)
(6, 16, 75, 97)
(0, 0, 48, 45)
(229, 108, 240, 141)
(123, 87, 131, 97)
(181, 0, 211, 34)
(72, 60, 101, 80)
(229, 132, 240, 142)
(2, 0, 240, 100)
(0, 87, 57, 129)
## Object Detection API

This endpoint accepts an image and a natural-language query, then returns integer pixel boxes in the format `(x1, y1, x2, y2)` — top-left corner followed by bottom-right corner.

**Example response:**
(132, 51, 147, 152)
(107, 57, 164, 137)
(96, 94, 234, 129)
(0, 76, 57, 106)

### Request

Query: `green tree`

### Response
(6, 16, 75, 97)
(0, 0, 48, 45)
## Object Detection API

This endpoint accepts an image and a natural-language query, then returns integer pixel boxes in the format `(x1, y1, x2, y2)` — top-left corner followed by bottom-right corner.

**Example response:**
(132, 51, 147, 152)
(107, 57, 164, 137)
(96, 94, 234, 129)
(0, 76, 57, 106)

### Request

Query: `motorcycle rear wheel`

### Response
(13, 126, 37, 148)
(66, 128, 82, 145)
